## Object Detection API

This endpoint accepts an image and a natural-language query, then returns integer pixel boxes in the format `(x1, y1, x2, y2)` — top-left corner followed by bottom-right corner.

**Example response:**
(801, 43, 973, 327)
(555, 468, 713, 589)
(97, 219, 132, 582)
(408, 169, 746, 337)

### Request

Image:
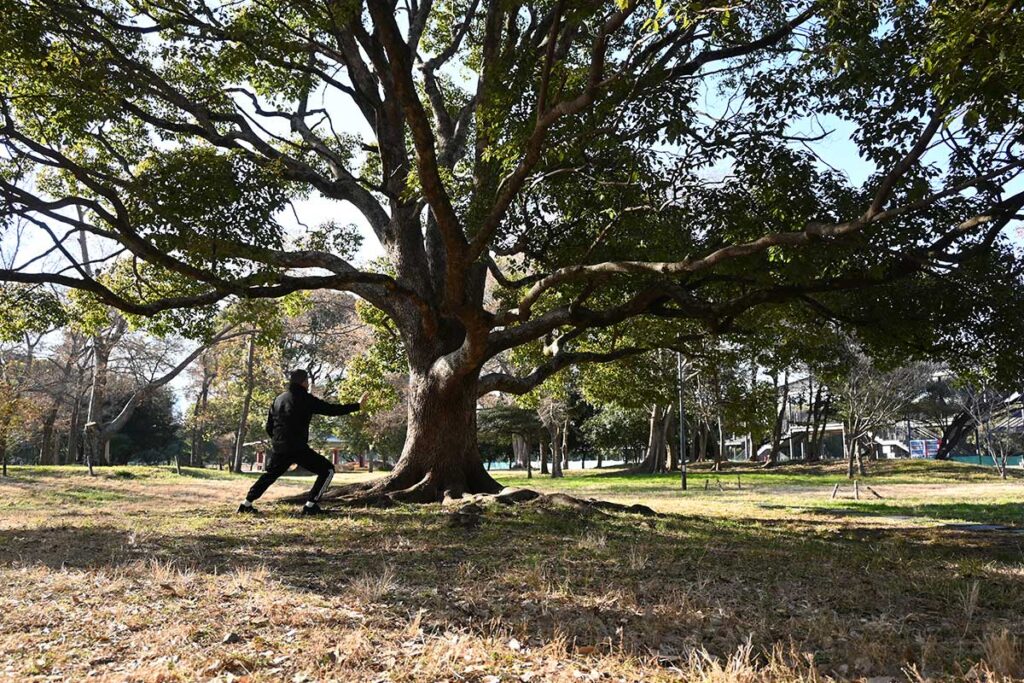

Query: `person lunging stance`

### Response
(238, 369, 367, 516)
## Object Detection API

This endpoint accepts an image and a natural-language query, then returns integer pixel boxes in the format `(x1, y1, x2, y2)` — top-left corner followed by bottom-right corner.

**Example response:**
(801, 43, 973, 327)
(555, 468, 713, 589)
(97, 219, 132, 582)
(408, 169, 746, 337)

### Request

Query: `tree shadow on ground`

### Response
(3, 502, 1024, 678)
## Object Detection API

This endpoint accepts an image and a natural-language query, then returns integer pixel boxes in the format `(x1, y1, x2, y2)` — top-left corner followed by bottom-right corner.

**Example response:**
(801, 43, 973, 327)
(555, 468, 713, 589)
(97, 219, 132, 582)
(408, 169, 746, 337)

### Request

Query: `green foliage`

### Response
(477, 405, 544, 447)
(581, 405, 648, 456)
(129, 148, 294, 272)
(0, 285, 67, 341)
(337, 351, 399, 414)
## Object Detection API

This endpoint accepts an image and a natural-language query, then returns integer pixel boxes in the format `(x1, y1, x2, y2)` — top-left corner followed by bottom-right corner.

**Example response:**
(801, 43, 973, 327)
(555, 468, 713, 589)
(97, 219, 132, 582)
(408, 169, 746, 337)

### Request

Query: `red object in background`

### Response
(358, 452, 365, 468)
(332, 449, 340, 465)
(255, 449, 265, 472)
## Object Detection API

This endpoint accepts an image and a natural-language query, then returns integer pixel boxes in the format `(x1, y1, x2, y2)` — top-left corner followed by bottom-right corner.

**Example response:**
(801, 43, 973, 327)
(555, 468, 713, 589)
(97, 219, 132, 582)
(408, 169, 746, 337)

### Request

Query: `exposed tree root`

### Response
(284, 481, 660, 520)
(281, 465, 659, 517)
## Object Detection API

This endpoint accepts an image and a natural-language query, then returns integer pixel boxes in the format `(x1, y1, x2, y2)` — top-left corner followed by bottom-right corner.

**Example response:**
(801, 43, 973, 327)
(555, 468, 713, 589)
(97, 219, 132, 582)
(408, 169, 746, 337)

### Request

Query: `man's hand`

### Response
(358, 391, 370, 407)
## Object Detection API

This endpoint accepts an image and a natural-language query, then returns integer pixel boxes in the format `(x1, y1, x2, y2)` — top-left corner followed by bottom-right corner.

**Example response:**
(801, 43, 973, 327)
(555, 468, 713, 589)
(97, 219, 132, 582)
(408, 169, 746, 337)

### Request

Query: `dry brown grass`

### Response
(1, 465, 1023, 681)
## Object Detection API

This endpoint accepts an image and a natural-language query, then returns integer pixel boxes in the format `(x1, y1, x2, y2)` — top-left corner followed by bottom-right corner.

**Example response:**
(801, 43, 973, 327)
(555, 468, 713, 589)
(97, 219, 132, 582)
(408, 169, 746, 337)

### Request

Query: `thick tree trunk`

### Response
(540, 439, 549, 474)
(343, 368, 502, 502)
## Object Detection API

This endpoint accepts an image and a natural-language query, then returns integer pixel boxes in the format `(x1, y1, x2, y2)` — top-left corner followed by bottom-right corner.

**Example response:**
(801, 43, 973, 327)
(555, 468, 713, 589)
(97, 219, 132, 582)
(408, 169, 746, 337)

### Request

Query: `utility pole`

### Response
(677, 352, 687, 491)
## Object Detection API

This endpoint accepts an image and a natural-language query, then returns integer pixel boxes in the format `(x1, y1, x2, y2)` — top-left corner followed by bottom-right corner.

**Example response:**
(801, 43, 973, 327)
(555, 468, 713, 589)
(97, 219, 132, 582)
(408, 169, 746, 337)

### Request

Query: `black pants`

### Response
(246, 447, 334, 504)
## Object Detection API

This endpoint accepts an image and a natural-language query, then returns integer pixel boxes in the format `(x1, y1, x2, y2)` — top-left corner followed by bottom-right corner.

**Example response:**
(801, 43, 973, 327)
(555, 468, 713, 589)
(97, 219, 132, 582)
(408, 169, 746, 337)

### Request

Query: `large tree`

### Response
(2, 1, 1023, 501)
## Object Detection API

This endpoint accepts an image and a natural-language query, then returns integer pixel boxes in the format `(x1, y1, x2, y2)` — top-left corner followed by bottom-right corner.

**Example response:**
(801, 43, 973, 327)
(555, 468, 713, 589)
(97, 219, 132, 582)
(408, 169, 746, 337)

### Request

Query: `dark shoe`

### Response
(237, 503, 259, 514)
(301, 503, 324, 516)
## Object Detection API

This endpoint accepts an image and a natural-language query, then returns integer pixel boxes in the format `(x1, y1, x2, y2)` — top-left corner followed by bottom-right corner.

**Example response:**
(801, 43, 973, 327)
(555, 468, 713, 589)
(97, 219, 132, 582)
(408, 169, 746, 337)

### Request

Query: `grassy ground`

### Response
(1, 461, 1022, 682)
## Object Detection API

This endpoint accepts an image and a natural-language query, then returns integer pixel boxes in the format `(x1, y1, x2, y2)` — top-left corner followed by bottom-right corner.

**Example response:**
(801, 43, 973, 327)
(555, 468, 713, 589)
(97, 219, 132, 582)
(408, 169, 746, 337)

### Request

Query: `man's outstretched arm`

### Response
(309, 392, 369, 417)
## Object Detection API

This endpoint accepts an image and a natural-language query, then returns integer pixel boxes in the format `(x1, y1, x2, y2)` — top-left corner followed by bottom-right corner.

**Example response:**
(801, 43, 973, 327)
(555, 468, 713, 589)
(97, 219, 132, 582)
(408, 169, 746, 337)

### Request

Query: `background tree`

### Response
(478, 403, 544, 473)
(830, 342, 934, 477)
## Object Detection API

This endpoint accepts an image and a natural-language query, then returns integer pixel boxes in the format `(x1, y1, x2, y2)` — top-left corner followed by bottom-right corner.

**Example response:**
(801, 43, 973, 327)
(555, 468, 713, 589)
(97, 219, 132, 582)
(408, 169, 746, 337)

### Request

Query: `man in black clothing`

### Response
(238, 369, 367, 516)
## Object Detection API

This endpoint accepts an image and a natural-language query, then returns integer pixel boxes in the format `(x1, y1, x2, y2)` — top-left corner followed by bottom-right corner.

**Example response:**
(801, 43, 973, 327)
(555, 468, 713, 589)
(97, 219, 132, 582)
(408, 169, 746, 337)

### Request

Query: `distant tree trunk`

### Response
(596, 449, 603, 469)
(806, 380, 823, 462)
(512, 433, 528, 469)
(550, 425, 563, 479)
(1, 439, 7, 477)
(815, 393, 833, 460)
(190, 359, 214, 467)
(935, 411, 973, 460)
(765, 371, 789, 468)
(85, 341, 113, 466)
(996, 450, 1008, 479)
(232, 335, 256, 474)
(697, 423, 708, 462)
(38, 407, 59, 466)
(65, 390, 84, 466)
(561, 418, 570, 470)
(714, 416, 725, 471)
(540, 439, 548, 474)
(847, 434, 867, 478)
(668, 412, 679, 471)
(635, 405, 672, 473)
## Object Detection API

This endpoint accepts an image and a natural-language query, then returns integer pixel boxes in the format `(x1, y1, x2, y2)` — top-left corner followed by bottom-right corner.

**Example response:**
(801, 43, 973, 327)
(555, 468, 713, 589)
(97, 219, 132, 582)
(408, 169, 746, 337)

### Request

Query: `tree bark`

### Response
(539, 438, 548, 474)
(341, 367, 502, 502)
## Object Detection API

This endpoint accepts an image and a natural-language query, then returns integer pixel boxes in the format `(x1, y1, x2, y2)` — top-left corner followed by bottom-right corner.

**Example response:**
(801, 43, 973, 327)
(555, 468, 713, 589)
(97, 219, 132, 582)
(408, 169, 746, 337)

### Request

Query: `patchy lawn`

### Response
(1, 462, 1022, 682)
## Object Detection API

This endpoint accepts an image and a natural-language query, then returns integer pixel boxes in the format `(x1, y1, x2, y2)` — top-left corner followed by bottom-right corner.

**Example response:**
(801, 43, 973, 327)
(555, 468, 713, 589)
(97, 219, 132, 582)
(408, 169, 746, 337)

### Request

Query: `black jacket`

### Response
(265, 383, 359, 453)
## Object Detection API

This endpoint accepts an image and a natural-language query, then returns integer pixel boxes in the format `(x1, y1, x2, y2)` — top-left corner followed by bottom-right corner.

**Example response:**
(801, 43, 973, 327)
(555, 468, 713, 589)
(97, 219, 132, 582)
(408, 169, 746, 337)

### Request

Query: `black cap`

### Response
(289, 369, 309, 385)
